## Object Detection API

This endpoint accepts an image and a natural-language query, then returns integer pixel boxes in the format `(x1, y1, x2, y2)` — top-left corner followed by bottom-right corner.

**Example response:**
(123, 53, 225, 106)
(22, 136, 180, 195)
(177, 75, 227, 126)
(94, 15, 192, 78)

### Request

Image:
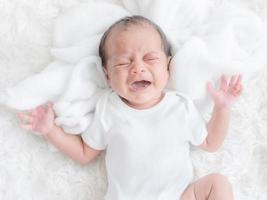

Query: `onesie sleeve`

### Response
(185, 99, 208, 146)
(81, 111, 107, 150)
(81, 93, 109, 150)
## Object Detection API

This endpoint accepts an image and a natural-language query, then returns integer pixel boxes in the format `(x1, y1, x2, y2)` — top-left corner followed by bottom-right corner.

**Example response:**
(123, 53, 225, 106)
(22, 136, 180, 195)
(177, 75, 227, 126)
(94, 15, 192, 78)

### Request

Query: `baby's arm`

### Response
(17, 102, 102, 165)
(43, 126, 102, 165)
(198, 75, 242, 152)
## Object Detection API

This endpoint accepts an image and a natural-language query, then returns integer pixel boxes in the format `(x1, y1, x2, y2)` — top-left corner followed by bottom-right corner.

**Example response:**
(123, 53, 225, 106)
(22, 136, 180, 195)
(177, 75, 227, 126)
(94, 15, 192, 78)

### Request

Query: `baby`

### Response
(18, 16, 242, 200)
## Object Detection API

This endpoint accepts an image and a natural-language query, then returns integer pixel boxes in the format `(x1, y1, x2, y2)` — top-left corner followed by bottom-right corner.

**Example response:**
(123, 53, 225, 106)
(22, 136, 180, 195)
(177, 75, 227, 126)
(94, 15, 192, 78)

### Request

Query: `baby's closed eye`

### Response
(144, 53, 159, 63)
(144, 57, 158, 61)
(113, 59, 131, 67)
(114, 62, 131, 68)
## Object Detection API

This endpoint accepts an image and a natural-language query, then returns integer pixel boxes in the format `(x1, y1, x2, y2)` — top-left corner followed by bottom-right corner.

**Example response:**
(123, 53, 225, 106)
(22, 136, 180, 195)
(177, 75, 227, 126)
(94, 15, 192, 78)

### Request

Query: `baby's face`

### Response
(104, 24, 171, 109)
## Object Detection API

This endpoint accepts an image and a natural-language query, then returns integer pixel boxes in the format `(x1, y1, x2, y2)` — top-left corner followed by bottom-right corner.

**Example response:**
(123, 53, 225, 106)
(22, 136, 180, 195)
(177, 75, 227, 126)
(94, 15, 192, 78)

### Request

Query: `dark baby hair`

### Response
(98, 15, 172, 67)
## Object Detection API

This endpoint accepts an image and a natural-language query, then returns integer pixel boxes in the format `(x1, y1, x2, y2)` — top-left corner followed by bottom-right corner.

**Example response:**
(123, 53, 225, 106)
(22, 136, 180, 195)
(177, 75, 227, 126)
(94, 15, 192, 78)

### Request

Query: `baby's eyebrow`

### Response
(111, 53, 131, 60)
(145, 51, 160, 55)
(110, 51, 161, 62)
(113, 56, 130, 62)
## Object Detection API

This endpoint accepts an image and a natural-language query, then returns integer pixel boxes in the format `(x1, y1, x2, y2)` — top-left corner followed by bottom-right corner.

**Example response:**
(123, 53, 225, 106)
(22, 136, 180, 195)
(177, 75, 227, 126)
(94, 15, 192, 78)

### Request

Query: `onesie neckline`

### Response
(110, 90, 171, 116)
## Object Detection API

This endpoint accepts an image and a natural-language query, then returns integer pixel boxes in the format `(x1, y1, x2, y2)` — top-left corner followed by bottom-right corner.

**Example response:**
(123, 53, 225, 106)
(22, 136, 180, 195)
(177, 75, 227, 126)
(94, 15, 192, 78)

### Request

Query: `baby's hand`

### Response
(17, 102, 56, 136)
(207, 74, 242, 109)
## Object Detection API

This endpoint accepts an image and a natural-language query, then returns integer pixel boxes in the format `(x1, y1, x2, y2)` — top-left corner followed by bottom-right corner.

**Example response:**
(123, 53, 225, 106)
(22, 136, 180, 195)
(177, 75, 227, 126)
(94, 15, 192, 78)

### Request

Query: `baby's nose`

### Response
(130, 62, 146, 74)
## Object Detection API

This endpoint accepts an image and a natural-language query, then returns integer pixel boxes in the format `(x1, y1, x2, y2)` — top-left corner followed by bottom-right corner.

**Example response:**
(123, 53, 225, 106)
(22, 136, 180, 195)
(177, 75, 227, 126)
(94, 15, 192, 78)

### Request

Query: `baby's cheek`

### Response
(110, 74, 126, 90)
(157, 69, 169, 81)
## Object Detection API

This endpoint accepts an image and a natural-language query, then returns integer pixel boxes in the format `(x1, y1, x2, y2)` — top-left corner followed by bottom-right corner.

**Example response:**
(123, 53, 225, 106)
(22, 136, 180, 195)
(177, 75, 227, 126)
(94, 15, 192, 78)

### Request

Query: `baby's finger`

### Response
(17, 112, 34, 123)
(19, 124, 33, 131)
(236, 84, 243, 95)
(232, 84, 243, 97)
(25, 108, 38, 117)
(220, 75, 228, 91)
(229, 75, 237, 87)
(46, 101, 56, 116)
(235, 74, 242, 86)
(207, 82, 216, 97)
(28, 104, 46, 116)
(233, 75, 240, 85)
(46, 102, 53, 112)
(47, 101, 53, 107)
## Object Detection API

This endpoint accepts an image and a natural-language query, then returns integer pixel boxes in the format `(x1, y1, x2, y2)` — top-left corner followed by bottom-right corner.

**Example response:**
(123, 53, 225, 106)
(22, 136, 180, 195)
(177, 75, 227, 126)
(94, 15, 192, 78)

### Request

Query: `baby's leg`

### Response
(180, 173, 233, 200)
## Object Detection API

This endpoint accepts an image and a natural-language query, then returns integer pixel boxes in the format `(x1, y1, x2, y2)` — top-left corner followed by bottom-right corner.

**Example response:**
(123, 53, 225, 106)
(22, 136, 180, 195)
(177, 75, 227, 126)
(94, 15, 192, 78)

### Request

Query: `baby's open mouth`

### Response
(130, 80, 151, 91)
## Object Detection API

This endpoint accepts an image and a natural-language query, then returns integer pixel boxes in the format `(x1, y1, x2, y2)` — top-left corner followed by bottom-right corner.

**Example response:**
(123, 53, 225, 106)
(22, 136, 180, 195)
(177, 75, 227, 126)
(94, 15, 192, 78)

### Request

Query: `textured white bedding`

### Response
(0, 0, 267, 199)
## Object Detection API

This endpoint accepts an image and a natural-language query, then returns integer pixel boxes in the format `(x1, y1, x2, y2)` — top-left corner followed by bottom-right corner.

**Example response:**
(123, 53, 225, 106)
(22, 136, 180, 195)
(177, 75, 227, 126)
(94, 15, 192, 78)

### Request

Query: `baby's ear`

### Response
(103, 67, 111, 84)
(167, 56, 172, 70)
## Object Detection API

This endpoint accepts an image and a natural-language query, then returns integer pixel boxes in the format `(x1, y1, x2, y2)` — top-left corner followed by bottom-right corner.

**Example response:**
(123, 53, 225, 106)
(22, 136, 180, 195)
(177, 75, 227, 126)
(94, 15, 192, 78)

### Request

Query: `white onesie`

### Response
(82, 89, 208, 200)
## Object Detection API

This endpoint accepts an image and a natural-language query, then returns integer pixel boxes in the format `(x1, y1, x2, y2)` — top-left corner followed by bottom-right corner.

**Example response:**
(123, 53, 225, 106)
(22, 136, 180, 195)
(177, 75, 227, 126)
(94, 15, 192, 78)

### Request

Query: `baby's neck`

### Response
(120, 93, 165, 110)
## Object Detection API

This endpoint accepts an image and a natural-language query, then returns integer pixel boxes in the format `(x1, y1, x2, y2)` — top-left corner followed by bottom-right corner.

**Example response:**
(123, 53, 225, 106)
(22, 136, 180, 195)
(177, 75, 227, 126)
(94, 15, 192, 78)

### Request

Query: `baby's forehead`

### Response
(108, 22, 159, 40)
(106, 23, 162, 48)
(106, 25, 163, 55)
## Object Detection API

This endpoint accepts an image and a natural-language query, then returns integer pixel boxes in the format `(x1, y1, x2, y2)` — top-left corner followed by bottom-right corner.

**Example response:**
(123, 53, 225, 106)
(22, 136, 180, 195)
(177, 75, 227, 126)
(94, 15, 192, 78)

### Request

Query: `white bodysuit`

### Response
(82, 89, 208, 200)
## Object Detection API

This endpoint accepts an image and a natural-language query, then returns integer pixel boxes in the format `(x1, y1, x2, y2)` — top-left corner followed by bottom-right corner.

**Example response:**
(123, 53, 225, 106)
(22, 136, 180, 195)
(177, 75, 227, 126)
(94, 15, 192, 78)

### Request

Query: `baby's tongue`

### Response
(132, 80, 151, 89)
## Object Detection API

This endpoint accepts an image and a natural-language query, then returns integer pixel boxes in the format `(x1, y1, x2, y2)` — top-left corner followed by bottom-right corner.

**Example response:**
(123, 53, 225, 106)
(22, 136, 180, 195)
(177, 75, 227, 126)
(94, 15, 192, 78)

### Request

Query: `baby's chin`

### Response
(121, 92, 164, 109)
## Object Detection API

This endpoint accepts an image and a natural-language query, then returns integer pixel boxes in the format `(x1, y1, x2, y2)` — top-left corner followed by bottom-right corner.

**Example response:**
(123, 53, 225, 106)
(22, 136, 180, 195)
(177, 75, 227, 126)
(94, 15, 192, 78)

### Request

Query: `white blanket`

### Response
(1, 0, 267, 134)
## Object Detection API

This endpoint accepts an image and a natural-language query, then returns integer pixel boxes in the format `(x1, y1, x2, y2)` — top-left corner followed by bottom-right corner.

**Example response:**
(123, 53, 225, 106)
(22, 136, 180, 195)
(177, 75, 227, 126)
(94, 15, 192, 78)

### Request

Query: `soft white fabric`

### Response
(1, 0, 267, 134)
(82, 89, 208, 200)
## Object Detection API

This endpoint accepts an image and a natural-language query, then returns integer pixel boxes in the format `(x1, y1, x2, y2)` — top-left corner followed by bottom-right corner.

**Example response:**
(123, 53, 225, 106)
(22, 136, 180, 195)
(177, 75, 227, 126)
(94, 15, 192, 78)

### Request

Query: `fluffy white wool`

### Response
(0, 0, 267, 199)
